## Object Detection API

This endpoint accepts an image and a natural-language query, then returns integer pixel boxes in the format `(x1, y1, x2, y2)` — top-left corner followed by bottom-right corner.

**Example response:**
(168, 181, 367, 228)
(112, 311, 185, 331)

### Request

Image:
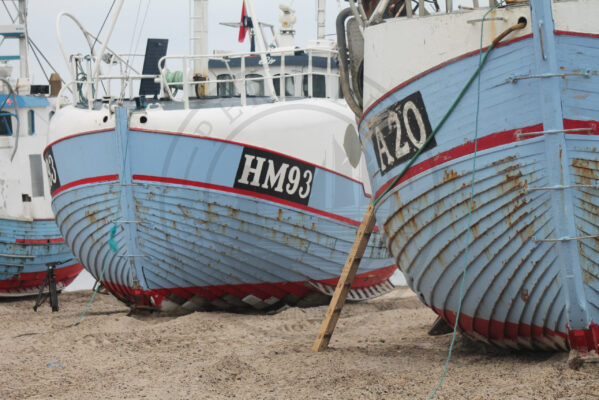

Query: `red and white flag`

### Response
(238, 1, 249, 43)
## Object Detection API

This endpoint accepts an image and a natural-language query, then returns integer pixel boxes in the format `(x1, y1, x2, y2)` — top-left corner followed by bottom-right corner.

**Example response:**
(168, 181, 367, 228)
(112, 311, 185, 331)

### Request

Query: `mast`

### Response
(17, 0, 29, 80)
(316, 0, 325, 40)
(192, 0, 209, 79)
(244, 0, 277, 101)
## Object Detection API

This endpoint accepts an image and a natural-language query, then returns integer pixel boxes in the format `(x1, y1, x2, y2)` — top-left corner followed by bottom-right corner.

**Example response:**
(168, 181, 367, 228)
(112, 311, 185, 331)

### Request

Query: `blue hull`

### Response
(47, 109, 396, 312)
(0, 218, 82, 296)
(360, 6, 599, 351)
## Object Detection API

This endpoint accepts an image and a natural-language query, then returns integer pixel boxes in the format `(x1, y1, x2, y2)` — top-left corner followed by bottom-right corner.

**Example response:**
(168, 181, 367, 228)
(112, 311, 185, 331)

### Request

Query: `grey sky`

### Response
(2, 0, 345, 85)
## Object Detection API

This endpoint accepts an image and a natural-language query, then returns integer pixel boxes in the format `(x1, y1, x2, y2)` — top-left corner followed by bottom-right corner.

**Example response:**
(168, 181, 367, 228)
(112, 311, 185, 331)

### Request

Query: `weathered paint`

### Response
(0, 218, 83, 295)
(48, 99, 399, 313)
(359, 0, 599, 351)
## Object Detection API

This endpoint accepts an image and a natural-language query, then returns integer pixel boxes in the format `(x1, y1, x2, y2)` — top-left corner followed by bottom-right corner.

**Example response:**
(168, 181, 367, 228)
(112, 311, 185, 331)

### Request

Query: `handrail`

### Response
(56, 46, 341, 110)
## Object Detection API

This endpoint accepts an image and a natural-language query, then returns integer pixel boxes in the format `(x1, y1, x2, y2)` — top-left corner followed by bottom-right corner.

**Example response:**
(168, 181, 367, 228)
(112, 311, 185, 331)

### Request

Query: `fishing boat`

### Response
(45, 0, 398, 313)
(337, 0, 599, 351)
(0, 0, 82, 296)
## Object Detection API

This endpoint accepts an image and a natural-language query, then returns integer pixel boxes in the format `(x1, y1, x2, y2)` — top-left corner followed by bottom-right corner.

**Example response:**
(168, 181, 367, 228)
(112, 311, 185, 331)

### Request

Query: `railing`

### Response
(364, 0, 505, 24)
(58, 47, 341, 110)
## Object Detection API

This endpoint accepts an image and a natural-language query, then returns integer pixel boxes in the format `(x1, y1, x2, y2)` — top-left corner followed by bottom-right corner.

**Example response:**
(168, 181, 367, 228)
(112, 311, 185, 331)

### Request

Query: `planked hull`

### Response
(47, 100, 397, 312)
(358, 1, 599, 351)
(0, 218, 83, 296)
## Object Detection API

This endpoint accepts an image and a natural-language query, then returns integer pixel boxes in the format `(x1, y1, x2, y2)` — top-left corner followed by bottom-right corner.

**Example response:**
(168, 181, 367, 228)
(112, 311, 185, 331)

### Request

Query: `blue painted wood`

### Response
(357, 3, 599, 350)
(0, 218, 80, 294)
(49, 121, 396, 311)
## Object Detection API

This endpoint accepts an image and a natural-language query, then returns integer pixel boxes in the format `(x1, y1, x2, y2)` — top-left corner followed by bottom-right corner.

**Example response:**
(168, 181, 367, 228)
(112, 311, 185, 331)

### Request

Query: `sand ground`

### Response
(1, 288, 597, 399)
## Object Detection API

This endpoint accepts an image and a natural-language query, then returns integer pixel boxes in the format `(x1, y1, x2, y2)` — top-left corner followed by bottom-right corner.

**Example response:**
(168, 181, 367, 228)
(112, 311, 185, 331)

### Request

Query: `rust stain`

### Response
(519, 222, 536, 244)
(443, 169, 459, 183)
(276, 208, 283, 221)
(177, 204, 192, 218)
(521, 289, 529, 302)
(85, 210, 96, 224)
(583, 270, 596, 286)
(470, 222, 479, 239)
(491, 155, 517, 167)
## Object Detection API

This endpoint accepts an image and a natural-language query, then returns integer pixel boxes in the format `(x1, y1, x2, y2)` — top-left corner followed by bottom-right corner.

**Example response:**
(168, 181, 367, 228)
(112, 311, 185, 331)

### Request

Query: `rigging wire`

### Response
(120, 0, 150, 102)
(1, 0, 15, 22)
(91, 0, 117, 54)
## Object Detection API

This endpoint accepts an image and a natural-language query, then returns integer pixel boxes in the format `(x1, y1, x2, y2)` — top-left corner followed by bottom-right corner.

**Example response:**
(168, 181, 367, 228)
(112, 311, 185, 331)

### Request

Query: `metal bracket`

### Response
(467, 17, 506, 24)
(527, 184, 599, 192)
(517, 127, 594, 138)
(506, 70, 591, 84)
(533, 234, 599, 243)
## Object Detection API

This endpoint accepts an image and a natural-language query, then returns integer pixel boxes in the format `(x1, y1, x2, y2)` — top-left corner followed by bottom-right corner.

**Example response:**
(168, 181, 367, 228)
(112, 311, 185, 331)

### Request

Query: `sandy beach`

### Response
(1, 287, 597, 399)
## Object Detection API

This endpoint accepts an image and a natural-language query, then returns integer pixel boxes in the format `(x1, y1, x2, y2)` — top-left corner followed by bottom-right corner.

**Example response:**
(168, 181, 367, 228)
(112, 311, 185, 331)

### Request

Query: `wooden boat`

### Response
(0, 0, 82, 296)
(338, 0, 599, 351)
(45, 0, 399, 312)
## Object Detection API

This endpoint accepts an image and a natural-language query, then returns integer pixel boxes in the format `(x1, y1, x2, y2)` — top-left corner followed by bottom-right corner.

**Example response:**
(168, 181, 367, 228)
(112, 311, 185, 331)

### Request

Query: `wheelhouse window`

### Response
(217, 74, 237, 97)
(28, 110, 35, 135)
(245, 74, 264, 96)
(274, 74, 295, 97)
(0, 113, 13, 136)
(303, 74, 326, 98)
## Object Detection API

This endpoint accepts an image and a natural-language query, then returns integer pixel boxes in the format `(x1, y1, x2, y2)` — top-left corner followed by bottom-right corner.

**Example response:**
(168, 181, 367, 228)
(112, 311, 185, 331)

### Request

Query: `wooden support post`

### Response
(312, 202, 377, 352)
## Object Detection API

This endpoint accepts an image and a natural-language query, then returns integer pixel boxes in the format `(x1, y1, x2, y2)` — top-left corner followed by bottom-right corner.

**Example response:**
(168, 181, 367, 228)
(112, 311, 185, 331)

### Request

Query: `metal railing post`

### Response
(182, 57, 189, 109)
(240, 56, 246, 106)
(280, 54, 286, 102)
(308, 49, 313, 98)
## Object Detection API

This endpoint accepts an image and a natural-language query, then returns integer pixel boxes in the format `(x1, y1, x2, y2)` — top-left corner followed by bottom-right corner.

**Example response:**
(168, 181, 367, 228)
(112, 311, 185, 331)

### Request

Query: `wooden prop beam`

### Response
(312, 202, 376, 352)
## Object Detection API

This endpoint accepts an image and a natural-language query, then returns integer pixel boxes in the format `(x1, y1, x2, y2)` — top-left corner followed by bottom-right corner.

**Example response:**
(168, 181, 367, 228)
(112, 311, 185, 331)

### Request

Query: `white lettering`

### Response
(262, 160, 289, 192)
(238, 155, 266, 186)
(374, 125, 394, 172)
(286, 166, 301, 195)
(388, 110, 410, 160)
(45, 154, 57, 184)
(403, 101, 427, 149)
(299, 169, 313, 199)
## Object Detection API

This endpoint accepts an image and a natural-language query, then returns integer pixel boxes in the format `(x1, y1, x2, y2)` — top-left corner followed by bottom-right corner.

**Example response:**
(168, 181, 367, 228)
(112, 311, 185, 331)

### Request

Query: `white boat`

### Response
(0, 0, 82, 296)
(46, 0, 398, 312)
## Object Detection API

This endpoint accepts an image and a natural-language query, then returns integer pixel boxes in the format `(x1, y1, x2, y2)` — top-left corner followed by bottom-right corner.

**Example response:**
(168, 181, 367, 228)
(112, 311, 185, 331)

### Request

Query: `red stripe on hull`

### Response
(554, 30, 599, 39)
(130, 127, 371, 198)
(374, 120, 599, 200)
(15, 238, 64, 244)
(101, 265, 396, 310)
(315, 264, 396, 288)
(133, 174, 365, 227)
(52, 174, 119, 197)
(0, 263, 84, 293)
(374, 123, 543, 199)
(432, 307, 571, 350)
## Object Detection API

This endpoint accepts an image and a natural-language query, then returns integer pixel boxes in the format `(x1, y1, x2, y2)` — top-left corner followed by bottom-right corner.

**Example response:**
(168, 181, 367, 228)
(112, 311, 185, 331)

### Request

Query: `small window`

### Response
(29, 154, 44, 197)
(0, 114, 13, 136)
(245, 74, 264, 96)
(28, 110, 35, 135)
(274, 74, 295, 97)
(303, 74, 326, 98)
(217, 74, 237, 97)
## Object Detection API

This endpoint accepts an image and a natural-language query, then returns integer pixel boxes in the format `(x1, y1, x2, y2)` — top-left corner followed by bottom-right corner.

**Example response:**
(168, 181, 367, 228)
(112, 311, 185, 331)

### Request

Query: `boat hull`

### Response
(0, 218, 83, 296)
(47, 100, 397, 312)
(359, 2, 599, 351)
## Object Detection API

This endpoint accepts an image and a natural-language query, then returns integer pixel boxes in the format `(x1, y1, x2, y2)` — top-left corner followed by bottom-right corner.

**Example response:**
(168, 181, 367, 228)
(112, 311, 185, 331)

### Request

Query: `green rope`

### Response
(427, 3, 503, 399)
(373, 38, 497, 206)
